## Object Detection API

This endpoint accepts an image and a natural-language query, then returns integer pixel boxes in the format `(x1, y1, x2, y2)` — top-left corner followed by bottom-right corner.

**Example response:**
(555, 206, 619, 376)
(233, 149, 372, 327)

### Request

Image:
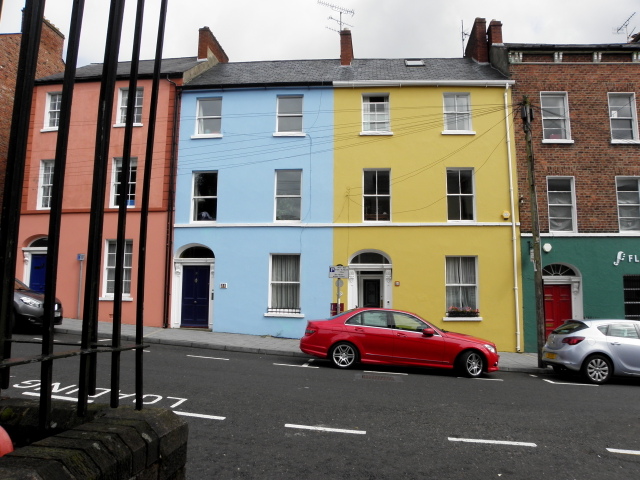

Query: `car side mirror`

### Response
(422, 328, 435, 337)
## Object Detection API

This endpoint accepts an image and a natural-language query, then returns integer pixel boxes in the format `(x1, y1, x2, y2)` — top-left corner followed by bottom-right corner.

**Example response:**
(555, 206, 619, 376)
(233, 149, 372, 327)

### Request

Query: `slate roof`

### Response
(183, 57, 509, 89)
(35, 56, 203, 84)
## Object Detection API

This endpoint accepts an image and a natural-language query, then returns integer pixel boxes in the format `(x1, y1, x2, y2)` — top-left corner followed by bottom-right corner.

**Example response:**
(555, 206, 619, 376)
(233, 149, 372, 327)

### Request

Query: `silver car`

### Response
(13, 278, 63, 331)
(542, 319, 640, 384)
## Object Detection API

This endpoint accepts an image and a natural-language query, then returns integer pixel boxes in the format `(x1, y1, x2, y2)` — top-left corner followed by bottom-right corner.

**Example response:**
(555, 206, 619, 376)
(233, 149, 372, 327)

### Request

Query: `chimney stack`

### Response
(198, 26, 229, 63)
(340, 29, 354, 66)
(464, 17, 488, 63)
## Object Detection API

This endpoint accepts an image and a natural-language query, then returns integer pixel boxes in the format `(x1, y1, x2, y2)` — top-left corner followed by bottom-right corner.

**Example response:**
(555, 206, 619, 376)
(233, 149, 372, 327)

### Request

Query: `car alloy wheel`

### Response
(330, 342, 357, 369)
(459, 350, 483, 378)
(582, 354, 612, 384)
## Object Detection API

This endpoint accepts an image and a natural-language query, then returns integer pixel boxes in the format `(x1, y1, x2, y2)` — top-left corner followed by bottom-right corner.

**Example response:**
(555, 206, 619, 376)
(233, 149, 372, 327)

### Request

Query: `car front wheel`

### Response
(581, 354, 612, 384)
(458, 350, 484, 378)
(330, 342, 358, 369)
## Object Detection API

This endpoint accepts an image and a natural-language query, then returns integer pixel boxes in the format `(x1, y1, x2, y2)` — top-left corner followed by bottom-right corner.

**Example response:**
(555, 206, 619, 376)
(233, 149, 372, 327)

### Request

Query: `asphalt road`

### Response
(3, 331, 640, 479)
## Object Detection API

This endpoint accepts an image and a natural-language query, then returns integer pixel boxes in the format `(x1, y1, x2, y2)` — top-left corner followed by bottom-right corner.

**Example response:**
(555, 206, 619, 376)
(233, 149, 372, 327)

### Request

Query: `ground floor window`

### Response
(445, 256, 478, 312)
(269, 254, 300, 314)
(623, 275, 640, 320)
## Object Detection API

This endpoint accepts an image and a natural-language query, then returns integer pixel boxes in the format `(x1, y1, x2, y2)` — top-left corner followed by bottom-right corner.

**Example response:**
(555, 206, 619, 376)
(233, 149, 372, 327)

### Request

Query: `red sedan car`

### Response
(300, 308, 499, 377)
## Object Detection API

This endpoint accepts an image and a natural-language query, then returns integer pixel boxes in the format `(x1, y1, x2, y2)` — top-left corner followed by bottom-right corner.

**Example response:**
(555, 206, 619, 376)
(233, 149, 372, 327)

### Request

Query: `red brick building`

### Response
(467, 18, 640, 351)
(0, 17, 65, 214)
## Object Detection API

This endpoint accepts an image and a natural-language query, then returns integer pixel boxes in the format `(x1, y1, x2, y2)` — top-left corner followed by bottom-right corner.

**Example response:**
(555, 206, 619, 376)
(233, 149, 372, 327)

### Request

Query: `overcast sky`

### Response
(1, 0, 639, 66)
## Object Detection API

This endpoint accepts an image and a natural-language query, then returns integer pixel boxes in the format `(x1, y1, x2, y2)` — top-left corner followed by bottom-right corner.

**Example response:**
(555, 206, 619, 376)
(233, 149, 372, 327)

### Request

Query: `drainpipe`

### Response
(163, 77, 181, 328)
(504, 83, 522, 352)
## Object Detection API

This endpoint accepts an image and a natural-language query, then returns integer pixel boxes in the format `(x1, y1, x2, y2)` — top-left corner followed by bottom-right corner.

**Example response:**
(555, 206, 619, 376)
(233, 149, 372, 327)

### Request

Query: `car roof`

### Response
(573, 319, 640, 325)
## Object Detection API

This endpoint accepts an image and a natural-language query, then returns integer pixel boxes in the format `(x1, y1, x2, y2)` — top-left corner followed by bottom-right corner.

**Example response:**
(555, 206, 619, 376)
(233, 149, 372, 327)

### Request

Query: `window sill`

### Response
(113, 123, 143, 128)
(40, 127, 58, 133)
(443, 316, 482, 322)
(441, 130, 476, 135)
(191, 220, 216, 224)
(273, 132, 306, 137)
(100, 296, 133, 302)
(264, 313, 305, 318)
(360, 131, 393, 136)
(191, 133, 223, 139)
(542, 139, 574, 144)
(611, 139, 640, 145)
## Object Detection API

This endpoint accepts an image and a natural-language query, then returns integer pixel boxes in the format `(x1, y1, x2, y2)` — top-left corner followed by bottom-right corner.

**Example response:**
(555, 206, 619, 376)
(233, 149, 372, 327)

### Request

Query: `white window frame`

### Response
(110, 158, 137, 208)
(363, 169, 391, 222)
(616, 176, 640, 232)
(115, 87, 143, 126)
(275, 170, 302, 222)
(547, 176, 576, 233)
(274, 96, 304, 136)
(446, 168, 475, 221)
(102, 239, 133, 299)
(445, 256, 479, 317)
(43, 92, 62, 131)
(540, 92, 573, 143)
(442, 93, 474, 134)
(361, 94, 392, 135)
(193, 97, 222, 138)
(191, 171, 218, 222)
(608, 93, 640, 143)
(267, 254, 302, 317)
(37, 159, 55, 210)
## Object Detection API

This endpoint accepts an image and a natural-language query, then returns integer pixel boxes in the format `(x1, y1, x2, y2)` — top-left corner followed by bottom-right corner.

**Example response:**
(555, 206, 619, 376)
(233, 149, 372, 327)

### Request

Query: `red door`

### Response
(544, 285, 572, 337)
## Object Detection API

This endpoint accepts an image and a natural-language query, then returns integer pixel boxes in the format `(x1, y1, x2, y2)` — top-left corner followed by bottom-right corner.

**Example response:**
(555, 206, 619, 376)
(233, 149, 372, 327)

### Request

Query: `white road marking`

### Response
(187, 355, 229, 361)
(448, 437, 536, 447)
(543, 379, 598, 386)
(274, 363, 319, 368)
(23, 392, 93, 403)
(607, 448, 640, 456)
(363, 370, 408, 376)
(175, 411, 225, 421)
(472, 377, 503, 381)
(285, 424, 366, 435)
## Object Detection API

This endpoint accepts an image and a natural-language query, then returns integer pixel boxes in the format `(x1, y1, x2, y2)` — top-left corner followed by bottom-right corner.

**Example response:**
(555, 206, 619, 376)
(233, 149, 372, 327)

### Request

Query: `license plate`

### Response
(54, 312, 61, 317)
(544, 352, 557, 360)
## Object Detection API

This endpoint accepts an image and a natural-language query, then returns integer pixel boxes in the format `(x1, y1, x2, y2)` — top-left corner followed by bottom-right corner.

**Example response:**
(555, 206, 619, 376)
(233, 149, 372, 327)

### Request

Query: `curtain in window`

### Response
(446, 257, 477, 308)
(271, 255, 300, 310)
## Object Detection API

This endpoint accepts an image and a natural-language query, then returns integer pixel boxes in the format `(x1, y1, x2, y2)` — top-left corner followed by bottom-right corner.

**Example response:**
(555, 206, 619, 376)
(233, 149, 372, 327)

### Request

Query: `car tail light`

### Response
(562, 336, 585, 345)
(304, 327, 317, 336)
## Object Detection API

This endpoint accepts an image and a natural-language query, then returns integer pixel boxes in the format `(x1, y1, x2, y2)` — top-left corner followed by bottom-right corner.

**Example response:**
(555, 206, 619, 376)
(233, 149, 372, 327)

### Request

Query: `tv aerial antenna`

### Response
(318, 1, 355, 32)
(613, 12, 636, 41)
(461, 20, 470, 56)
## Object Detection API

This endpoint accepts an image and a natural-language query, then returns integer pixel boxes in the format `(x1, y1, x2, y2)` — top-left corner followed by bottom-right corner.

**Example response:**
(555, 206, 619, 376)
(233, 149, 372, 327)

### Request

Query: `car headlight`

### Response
(484, 344, 496, 354)
(19, 296, 42, 308)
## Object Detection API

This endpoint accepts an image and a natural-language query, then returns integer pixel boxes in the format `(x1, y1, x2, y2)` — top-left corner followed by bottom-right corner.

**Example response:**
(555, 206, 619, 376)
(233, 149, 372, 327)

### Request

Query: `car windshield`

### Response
(552, 321, 587, 335)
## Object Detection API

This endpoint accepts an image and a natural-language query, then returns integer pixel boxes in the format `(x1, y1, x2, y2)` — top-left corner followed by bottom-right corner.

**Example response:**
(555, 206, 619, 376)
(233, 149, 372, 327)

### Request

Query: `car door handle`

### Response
(355, 328, 365, 333)
(610, 342, 622, 346)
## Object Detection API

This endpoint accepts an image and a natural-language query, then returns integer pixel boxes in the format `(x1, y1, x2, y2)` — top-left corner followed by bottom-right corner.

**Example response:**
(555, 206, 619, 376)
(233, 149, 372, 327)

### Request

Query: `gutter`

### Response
(334, 80, 515, 88)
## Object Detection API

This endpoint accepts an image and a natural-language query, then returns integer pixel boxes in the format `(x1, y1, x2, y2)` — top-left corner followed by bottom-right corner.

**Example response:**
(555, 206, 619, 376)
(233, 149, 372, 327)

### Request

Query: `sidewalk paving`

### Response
(57, 318, 548, 374)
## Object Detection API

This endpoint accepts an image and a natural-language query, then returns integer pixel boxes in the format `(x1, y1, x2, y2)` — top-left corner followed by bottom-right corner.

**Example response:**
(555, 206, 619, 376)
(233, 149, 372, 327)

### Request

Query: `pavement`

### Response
(56, 318, 548, 374)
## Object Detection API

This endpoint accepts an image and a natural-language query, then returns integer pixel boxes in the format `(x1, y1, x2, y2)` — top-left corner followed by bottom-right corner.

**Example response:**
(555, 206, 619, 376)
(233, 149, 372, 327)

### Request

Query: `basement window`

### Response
(405, 59, 425, 67)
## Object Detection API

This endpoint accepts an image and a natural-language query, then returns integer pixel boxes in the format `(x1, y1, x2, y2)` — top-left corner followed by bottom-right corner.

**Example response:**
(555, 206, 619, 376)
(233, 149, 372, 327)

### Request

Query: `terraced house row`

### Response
(14, 18, 640, 353)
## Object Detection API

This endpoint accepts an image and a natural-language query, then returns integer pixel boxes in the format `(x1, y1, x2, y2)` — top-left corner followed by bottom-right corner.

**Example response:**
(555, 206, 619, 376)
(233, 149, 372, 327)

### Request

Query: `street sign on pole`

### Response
(329, 265, 349, 278)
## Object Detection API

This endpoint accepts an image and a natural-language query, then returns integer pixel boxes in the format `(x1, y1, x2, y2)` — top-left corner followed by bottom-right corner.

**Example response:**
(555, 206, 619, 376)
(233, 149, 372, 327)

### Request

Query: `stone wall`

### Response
(0, 398, 188, 479)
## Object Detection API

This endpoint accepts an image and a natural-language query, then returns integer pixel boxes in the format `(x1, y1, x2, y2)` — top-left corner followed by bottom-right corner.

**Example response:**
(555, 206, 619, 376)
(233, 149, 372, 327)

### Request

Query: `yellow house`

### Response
(331, 54, 523, 352)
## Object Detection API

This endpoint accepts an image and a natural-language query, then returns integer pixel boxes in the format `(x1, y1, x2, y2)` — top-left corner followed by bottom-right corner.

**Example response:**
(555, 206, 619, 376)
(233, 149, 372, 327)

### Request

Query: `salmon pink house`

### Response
(17, 28, 228, 327)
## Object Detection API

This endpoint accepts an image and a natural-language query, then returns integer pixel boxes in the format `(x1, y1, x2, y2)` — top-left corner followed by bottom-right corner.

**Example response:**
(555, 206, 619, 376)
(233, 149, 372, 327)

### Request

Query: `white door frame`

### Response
(171, 256, 214, 329)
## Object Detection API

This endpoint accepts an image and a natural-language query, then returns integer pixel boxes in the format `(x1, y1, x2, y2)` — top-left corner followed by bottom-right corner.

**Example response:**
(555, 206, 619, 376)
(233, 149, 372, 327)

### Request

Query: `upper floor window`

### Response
(446, 256, 478, 311)
(192, 171, 218, 221)
(45, 92, 62, 129)
(275, 170, 302, 221)
(104, 239, 133, 297)
(447, 169, 474, 221)
(118, 87, 143, 125)
(363, 169, 390, 221)
(547, 177, 575, 232)
(195, 98, 222, 136)
(111, 158, 137, 208)
(443, 93, 472, 132)
(362, 95, 390, 133)
(608, 93, 639, 143)
(276, 96, 303, 134)
(540, 92, 571, 141)
(616, 177, 640, 231)
(38, 159, 54, 209)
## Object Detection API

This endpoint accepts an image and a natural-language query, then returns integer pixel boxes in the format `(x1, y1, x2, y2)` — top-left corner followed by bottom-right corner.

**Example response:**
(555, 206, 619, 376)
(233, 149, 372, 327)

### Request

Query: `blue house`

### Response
(171, 60, 337, 337)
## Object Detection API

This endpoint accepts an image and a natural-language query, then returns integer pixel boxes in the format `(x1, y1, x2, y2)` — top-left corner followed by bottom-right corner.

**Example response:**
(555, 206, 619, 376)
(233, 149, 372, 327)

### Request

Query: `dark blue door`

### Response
(30, 254, 47, 293)
(181, 265, 210, 328)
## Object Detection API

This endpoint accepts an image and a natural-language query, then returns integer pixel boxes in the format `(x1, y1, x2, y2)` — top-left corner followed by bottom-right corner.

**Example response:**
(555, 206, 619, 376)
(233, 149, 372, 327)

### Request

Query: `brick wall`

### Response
(0, 18, 64, 214)
(507, 54, 640, 234)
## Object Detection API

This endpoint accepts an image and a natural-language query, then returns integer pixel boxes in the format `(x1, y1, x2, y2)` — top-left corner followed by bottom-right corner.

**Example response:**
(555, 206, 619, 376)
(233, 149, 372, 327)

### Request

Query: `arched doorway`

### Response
(543, 263, 582, 337)
(173, 245, 214, 329)
(23, 237, 48, 293)
(348, 251, 392, 309)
